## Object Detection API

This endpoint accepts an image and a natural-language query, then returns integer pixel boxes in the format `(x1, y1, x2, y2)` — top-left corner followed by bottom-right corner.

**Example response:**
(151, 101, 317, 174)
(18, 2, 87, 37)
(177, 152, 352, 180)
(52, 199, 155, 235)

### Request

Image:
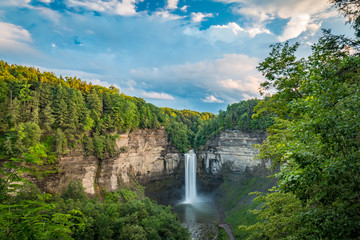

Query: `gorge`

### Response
(0, 62, 275, 239)
(2, 5, 359, 237)
(33, 127, 274, 239)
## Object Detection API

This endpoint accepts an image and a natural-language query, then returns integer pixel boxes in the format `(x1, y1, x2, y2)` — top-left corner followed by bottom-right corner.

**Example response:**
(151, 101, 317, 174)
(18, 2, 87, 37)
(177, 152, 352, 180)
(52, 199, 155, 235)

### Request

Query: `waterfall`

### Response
(184, 150, 197, 204)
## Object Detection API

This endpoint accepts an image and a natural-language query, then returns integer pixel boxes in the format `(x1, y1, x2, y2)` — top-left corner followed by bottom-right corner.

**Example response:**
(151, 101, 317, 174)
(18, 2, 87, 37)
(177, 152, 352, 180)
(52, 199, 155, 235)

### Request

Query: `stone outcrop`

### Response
(198, 130, 270, 177)
(35, 128, 182, 196)
(34, 129, 271, 205)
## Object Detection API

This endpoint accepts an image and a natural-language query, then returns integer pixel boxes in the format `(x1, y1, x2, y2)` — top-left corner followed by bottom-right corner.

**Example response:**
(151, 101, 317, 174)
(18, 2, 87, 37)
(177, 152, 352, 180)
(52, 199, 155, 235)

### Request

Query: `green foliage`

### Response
(0, 194, 84, 240)
(194, 99, 273, 148)
(119, 188, 139, 202)
(217, 174, 277, 239)
(240, 190, 304, 240)
(1, 169, 188, 240)
(243, 31, 360, 239)
(165, 119, 190, 153)
(61, 180, 87, 202)
(15, 121, 41, 153)
(0, 61, 217, 154)
(161, 107, 215, 152)
(54, 128, 67, 155)
(56, 183, 189, 240)
(217, 228, 230, 240)
(0, 150, 83, 239)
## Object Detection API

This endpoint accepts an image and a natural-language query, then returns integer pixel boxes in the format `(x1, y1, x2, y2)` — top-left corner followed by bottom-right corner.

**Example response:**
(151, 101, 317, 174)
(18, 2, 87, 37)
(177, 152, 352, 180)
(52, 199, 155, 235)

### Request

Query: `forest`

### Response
(1, 0, 360, 239)
(0, 59, 267, 239)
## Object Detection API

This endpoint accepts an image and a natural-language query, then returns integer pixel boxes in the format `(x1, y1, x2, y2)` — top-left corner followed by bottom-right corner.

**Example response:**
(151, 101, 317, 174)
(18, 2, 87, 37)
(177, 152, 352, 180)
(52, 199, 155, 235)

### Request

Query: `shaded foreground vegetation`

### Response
(0, 179, 189, 240)
(239, 30, 360, 239)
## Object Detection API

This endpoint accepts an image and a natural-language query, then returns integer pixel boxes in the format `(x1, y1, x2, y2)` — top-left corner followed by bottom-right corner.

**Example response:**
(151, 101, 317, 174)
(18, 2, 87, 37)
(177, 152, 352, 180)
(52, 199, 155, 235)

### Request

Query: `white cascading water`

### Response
(184, 150, 197, 204)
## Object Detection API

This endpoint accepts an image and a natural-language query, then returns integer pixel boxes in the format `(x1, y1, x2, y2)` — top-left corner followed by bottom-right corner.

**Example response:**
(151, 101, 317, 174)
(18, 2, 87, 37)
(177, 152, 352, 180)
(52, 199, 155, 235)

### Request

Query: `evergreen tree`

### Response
(54, 128, 67, 155)
(87, 88, 102, 123)
(29, 90, 40, 124)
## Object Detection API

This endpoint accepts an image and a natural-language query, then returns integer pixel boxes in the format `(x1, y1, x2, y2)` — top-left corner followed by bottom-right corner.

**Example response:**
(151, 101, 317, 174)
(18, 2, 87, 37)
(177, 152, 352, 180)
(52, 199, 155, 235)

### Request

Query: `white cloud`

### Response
(314, 10, 339, 20)
(0, 0, 31, 6)
(278, 14, 323, 42)
(66, 0, 139, 16)
(0, 1, 61, 24)
(153, 10, 183, 20)
(236, 7, 273, 22)
(131, 54, 263, 103)
(38, 0, 53, 3)
(167, 0, 178, 10)
(180, 5, 188, 12)
(184, 21, 271, 42)
(184, 22, 245, 43)
(191, 12, 214, 23)
(223, 0, 331, 19)
(0, 21, 32, 43)
(221, 0, 334, 41)
(278, 14, 310, 41)
(202, 95, 224, 103)
(0, 21, 38, 58)
(142, 91, 175, 100)
(35, 6, 62, 24)
(245, 25, 271, 38)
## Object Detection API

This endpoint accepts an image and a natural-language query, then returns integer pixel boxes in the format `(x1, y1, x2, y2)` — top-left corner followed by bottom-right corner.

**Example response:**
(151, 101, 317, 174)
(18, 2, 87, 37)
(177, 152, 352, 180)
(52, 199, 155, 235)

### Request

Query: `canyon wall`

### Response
(34, 129, 271, 205)
(197, 130, 276, 239)
(35, 128, 182, 196)
(198, 130, 270, 175)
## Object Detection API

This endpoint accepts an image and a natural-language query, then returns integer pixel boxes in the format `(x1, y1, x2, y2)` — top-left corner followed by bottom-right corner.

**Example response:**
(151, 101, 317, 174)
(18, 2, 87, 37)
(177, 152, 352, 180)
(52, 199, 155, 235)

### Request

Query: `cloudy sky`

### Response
(0, 0, 354, 113)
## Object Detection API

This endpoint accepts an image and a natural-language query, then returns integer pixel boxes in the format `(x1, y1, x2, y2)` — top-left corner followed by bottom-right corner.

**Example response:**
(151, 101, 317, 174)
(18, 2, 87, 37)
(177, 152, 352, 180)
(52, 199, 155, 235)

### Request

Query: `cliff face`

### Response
(35, 129, 271, 205)
(35, 128, 182, 196)
(198, 130, 270, 177)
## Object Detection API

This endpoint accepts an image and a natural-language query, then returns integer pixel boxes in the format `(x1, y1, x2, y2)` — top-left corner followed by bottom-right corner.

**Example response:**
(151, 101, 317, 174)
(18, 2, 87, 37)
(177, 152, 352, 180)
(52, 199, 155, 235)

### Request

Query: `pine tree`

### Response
(87, 88, 102, 122)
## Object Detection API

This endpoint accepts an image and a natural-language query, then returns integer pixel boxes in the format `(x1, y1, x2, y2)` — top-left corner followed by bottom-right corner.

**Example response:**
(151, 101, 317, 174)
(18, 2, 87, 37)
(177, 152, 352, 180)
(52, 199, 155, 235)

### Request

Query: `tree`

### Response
(41, 103, 55, 133)
(30, 90, 40, 124)
(87, 88, 102, 124)
(0, 148, 84, 239)
(54, 128, 67, 155)
(243, 32, 360, 239)
(15, 122, 41, 153)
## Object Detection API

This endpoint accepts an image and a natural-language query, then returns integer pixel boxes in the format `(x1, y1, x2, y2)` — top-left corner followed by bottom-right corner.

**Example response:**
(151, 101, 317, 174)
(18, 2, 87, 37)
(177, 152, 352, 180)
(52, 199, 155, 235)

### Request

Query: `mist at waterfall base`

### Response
(173, 150, 219, 238)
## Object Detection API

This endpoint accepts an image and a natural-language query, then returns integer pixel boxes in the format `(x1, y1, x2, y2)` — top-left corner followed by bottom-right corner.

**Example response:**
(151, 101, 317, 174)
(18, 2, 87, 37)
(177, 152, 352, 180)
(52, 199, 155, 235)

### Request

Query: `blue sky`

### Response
(0, 0, 354, 113)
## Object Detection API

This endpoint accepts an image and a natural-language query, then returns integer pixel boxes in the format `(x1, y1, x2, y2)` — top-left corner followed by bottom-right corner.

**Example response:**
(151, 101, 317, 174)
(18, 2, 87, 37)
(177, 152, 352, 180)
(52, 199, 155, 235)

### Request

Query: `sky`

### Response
(0, 0, 355, 113)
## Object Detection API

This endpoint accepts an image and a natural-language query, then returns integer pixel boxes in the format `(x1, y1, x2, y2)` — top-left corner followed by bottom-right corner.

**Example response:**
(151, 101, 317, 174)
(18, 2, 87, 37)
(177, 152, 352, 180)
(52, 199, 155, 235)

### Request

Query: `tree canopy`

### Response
(241, 30, 360, 239)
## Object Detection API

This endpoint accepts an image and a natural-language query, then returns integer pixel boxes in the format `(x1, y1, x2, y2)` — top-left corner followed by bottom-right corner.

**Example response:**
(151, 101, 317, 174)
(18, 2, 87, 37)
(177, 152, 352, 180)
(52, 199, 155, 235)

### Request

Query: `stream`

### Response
(173, 199, 219, 239)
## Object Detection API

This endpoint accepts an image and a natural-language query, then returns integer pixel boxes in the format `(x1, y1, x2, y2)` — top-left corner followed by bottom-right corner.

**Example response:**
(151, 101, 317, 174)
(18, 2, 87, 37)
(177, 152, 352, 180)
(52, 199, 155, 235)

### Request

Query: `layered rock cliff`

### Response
(198, 130, 270, 176)
(197, 130, 276, 239)
(197, 130, 272, 192)
(35, 128, 182, 197)
(34, 129, 272, 205)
